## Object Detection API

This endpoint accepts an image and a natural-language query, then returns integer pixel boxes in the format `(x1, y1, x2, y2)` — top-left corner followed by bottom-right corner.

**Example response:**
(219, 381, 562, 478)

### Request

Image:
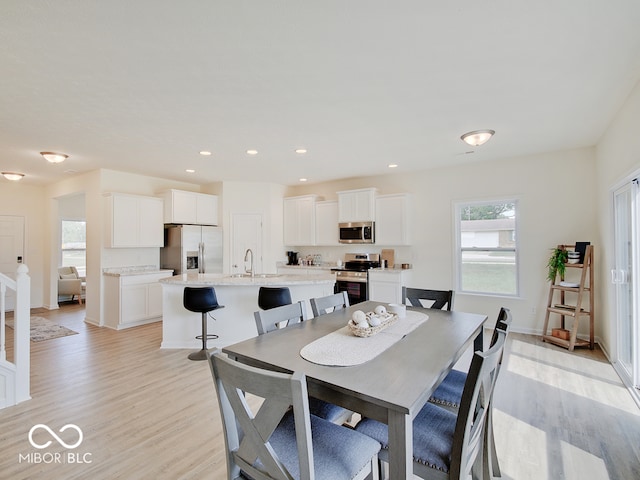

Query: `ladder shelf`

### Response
(542, 244, 594, 351)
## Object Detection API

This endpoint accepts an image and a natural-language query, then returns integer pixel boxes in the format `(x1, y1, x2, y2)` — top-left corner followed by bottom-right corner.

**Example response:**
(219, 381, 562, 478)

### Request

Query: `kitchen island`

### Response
(159, 273, 336, 349)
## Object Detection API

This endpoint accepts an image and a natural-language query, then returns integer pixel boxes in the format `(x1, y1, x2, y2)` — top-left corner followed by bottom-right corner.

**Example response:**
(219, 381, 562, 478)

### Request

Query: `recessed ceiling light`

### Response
(246, 149, 258, 155)
(299, 178, 308, 182)
(295, 148, 307, 154)
(2, 172, 24, 181)
(186, 169, 195, 173)
(199, 151, 212, 156)
(40, 151, 69, 163)
(460, 130, 495, 146)
(388, 164, 398, 168)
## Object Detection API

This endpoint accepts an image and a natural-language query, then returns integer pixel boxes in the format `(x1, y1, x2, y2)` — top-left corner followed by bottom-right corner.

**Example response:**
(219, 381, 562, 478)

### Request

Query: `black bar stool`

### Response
(183, 287, 224, 361)
(258, 287, 292, 310)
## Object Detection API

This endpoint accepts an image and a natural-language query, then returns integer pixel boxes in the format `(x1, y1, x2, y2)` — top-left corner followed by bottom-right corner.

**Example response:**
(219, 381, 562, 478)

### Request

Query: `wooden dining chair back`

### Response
(355, 327, 507, 480)
(427, 307, 512, 478)
(253, 301, 353, 425)
(310, 291, 350, 317)
(208, 349, 380, 480)
(254, 301, 306, 335)
(448, 327, 506, 480)
(402, 287, 454, 311)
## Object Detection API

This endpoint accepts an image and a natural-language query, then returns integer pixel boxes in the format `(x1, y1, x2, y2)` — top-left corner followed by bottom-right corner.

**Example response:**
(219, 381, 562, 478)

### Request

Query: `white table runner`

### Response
(299, 310, 428, 366)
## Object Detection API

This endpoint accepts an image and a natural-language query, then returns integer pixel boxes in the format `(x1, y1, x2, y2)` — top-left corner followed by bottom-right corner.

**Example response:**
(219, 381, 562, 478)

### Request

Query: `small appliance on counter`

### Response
(286, 251, 299, 265)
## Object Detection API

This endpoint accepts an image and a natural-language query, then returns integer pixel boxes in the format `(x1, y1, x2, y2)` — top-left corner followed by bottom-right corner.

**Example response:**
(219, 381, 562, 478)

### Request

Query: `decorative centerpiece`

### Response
(348, 305, 398, 337)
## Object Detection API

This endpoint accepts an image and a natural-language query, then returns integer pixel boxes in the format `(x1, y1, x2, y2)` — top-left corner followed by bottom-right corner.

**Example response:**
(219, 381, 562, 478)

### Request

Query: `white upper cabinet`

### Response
(283, 195, 319, 246)
(338, 188, 377, 222)
(315, 200, 339, 246)
(161, 189, 218, 225)
(104, 193, 164, 248)
(375, 193, 411, 245)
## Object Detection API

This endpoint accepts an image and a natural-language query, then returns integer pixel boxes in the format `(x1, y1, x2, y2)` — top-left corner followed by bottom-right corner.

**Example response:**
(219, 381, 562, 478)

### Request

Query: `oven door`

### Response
(335, 279, 368, 305)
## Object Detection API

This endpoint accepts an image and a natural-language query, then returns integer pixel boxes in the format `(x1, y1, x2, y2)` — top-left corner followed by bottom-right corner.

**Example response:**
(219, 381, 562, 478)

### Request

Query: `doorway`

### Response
(612, 179, 640, 394)
(0, 215, 25, 310)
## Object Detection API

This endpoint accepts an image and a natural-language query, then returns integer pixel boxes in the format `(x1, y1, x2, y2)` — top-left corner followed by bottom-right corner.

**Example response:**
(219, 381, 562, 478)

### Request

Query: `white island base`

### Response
(160, 273, 336, 350)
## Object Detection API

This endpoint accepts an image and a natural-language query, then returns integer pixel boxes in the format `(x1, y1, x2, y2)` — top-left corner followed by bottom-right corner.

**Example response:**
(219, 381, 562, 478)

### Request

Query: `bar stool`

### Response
(258, 286, 292, 310)
(183, 287, 224, 361)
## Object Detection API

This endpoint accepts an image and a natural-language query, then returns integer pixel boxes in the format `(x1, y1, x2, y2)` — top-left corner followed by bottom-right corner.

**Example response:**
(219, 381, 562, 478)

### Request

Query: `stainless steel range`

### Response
(333, 253, 381, 304)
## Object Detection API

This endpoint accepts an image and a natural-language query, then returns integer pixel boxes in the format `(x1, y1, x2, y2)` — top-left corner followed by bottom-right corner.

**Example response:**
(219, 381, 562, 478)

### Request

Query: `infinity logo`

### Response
(28, 424, 83, 450)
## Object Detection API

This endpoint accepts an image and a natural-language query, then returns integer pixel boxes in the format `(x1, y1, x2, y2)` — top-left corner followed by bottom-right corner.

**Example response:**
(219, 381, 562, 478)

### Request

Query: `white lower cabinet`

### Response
(104, 271, 173, 329)
(367, 269, 413, 304)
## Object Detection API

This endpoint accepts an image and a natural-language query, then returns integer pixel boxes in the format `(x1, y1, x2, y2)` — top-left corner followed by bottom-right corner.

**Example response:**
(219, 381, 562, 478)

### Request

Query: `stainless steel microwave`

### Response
(338, 221, 375, 244)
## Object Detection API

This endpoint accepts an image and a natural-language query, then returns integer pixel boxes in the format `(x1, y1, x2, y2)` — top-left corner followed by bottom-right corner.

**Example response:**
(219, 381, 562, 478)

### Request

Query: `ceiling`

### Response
(1, 1, 640, 187)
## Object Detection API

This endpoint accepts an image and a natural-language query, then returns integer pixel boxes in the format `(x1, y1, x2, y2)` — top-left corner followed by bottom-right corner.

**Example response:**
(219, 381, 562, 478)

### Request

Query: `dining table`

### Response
(222, 300, 487, 479)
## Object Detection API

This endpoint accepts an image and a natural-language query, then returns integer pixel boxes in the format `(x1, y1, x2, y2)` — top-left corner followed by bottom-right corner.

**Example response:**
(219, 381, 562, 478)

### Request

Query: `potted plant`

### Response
(547, 247, 568, 282)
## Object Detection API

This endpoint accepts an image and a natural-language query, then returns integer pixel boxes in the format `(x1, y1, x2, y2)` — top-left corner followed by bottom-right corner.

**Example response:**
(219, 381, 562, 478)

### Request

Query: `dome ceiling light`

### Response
(41, 151, 69, 163)
(460, 130, 495, 147)
(2, 172, 25, 181)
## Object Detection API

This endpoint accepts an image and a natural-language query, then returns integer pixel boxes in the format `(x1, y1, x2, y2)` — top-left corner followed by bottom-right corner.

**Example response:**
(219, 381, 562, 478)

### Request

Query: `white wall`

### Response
(596, 79, 640, 355)
(288, 147, 598, 336)
(0, 182, 45, 307)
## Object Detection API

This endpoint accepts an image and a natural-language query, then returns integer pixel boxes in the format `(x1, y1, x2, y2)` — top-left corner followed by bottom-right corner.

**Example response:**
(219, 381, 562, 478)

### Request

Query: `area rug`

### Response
(5, 316, 79, 342)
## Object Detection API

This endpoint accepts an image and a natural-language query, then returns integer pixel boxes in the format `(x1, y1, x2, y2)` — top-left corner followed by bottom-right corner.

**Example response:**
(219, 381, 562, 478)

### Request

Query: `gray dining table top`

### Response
(223, 300, 487, 422)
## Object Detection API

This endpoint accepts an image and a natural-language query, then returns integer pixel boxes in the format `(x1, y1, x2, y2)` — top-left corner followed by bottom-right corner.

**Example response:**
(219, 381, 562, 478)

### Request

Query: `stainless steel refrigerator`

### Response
(161, 225, 223, 274)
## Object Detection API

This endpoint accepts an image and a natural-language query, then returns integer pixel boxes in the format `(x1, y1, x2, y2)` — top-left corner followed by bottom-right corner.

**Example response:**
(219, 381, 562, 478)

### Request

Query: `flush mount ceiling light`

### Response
(246, 149, 258, 155)
(388, 164, 398, 168)
(2, 172, 24, 181)
(186, 169, 195, 173)
(460, 130, 495, 147)
(295, 148, 307, 154)
(199, 151, 212, 156)
(40, 151, 69, 163)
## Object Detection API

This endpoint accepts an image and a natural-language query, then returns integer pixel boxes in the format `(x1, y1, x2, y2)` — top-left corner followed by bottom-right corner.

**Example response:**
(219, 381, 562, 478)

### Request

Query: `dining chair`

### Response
(402, 287, 454, 311)
(254, 301, 307, 335)
(427, 307, 513, 478)
(310, 291, 350, 317)
(254, 302, 354, 425)
(207, 348, 380, 480)
(355, 327, 508, 480)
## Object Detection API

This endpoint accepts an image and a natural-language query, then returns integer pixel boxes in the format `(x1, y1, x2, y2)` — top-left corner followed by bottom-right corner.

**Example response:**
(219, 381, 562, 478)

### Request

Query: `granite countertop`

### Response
(160, 272, 336, 286)
(103, 266, 174, 277)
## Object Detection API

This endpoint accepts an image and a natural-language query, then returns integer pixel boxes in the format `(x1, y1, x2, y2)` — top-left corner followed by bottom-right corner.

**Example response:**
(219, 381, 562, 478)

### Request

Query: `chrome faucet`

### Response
(244, 248, 254, 277)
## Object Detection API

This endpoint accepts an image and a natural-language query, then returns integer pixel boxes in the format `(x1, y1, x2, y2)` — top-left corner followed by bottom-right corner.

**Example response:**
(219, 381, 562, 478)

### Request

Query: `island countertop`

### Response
(159, 272, 335, 287)
(160, 272, 336, 350)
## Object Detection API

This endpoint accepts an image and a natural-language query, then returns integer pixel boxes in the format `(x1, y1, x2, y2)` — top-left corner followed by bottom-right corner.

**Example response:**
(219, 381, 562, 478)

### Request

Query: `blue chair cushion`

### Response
(308, 397, 351, 424)
(267, 412, 380, 480)
(355, 402, 457, 473)
(429, 369, 466, 408)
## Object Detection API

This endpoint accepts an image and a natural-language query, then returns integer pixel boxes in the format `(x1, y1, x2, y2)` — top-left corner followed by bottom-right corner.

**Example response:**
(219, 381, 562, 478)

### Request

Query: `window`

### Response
(61, 220, 86, 276)
(455, 200, 518, 296)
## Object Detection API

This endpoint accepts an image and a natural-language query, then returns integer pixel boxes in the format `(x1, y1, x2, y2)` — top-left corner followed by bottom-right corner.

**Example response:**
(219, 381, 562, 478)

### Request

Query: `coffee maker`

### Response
(286, 251, 299, 265)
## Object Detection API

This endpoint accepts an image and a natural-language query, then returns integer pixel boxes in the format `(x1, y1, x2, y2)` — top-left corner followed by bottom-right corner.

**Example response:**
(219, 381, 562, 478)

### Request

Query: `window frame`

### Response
(454, 198, 520, 297)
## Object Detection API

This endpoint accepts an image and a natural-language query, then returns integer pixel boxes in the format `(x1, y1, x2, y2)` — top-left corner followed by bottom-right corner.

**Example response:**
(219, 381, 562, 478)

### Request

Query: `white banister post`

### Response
(14, 263, 31, 403)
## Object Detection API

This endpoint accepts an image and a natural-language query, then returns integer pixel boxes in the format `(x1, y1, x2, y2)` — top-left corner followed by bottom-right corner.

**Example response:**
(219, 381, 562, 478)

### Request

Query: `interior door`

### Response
(612, 181, 639, 388)
(230, 213, 262, 275)
(0, 216, 25, 310)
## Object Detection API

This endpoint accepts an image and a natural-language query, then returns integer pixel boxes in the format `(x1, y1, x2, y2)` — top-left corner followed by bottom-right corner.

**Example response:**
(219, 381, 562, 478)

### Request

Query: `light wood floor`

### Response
(1, 304, 639, 479)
